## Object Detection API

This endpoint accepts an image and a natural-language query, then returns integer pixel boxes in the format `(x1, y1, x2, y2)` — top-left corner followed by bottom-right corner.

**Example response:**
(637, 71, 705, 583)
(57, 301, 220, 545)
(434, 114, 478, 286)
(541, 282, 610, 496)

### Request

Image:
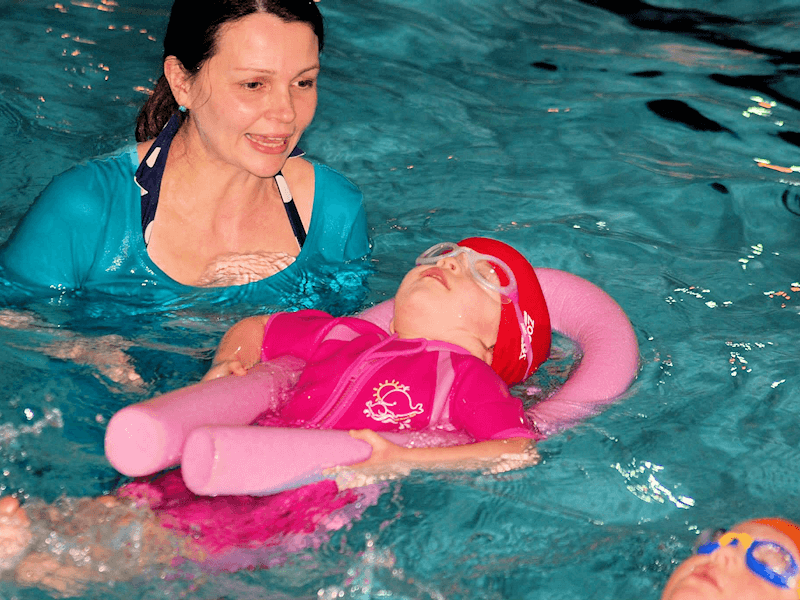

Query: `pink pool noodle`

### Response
(526, 268, 639, 434)
(104, 356, 304, 477)
(181, 426, 408, 496)
(106, 269, 638, 493)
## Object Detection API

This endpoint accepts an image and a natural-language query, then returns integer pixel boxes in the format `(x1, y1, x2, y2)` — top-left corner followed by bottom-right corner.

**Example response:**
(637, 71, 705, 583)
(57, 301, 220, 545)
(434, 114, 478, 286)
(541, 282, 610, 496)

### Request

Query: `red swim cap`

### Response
(752, 517, 800, 554)
(457, 237, 551, 386)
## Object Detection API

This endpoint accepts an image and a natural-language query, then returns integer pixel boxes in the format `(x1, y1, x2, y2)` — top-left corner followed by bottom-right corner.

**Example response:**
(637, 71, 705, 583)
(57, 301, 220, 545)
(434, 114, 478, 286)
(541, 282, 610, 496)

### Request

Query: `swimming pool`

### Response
(1, 0, 799, 597)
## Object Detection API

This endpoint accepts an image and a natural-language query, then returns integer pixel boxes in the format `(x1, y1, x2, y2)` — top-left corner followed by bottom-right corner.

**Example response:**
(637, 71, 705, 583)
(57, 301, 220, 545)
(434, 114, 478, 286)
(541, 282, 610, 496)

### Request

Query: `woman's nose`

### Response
(265, 85, 296, 123)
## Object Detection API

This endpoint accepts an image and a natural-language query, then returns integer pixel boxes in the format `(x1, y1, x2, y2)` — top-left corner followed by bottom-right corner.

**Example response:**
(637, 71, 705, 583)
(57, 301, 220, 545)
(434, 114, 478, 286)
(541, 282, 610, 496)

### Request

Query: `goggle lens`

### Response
(752, 542, 797, 579)
(474, 258, 503, 290)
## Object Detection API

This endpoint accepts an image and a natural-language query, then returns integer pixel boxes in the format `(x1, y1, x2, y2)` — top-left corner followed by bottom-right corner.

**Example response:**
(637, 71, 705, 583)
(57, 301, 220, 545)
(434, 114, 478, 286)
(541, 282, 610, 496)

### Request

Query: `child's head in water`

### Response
(661, 517, 800, 600)
(391, 237, 551, 386)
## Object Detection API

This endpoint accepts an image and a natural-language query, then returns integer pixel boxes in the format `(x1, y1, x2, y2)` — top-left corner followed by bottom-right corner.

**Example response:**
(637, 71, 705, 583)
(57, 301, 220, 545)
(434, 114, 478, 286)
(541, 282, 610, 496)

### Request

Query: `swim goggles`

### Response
(416, 242, 534, 367)
(416, 242, 517, 304)
(695, 529, 800, 597)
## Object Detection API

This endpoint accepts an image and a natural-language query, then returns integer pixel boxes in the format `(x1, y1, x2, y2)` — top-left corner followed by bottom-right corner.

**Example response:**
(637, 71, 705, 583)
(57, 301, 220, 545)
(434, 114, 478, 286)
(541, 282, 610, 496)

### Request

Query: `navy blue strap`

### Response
(275, 172, 307, 248)
(136, 114, 181, 244)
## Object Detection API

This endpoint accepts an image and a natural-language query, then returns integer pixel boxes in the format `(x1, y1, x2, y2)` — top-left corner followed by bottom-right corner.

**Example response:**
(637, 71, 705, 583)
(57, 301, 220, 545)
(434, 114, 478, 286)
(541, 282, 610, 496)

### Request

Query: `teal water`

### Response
(1, 0, 800, 598)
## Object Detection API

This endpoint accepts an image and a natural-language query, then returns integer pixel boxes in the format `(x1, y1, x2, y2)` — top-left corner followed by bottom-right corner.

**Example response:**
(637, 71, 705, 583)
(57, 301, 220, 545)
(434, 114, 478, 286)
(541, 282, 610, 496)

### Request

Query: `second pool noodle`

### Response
(181, 426, 413, 496)
(105, 268, 639, 497)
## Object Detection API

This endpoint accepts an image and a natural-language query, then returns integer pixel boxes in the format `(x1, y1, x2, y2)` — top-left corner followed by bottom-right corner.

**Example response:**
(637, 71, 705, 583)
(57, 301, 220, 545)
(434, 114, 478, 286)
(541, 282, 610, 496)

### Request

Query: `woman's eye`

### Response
(242, 81, 262, 90)
(296, 78, 316, 89)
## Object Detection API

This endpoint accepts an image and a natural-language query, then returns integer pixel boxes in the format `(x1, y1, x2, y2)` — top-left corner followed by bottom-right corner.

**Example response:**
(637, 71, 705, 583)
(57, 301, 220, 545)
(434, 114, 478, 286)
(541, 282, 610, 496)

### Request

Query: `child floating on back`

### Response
(195, 236, 552, 474)
(0, 237, 551, 592)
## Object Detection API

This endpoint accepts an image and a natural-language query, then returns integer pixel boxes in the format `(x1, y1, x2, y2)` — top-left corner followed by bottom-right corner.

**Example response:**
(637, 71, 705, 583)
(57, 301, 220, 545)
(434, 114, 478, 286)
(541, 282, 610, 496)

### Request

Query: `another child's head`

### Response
(392, 237, 550, 386)
(661, 517, 800, 600)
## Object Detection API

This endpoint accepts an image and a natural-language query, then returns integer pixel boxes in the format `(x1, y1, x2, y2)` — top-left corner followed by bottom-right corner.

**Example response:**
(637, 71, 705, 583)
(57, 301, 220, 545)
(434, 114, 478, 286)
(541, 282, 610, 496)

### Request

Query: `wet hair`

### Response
(135, 0, 324, 142)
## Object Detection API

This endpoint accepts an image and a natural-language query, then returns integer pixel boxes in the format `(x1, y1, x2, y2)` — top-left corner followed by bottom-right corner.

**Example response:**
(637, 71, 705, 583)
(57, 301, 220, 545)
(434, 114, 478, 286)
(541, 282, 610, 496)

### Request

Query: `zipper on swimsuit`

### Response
(311, 337, 427, 429)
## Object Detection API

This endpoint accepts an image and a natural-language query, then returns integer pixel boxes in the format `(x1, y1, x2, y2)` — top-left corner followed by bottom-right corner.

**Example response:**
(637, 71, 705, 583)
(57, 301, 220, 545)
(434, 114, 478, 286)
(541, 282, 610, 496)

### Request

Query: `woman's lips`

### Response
(245, 133, 291, 154)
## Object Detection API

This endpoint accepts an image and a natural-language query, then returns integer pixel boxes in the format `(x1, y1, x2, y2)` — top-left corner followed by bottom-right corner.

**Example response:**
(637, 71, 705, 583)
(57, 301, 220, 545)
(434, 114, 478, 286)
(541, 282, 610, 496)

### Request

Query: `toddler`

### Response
(202, 236, 551, 468)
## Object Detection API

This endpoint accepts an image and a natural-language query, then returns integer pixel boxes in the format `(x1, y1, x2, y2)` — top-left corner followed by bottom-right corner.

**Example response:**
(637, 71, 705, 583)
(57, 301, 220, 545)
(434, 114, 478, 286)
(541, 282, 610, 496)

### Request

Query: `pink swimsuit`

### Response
(258, 310, 539, 441)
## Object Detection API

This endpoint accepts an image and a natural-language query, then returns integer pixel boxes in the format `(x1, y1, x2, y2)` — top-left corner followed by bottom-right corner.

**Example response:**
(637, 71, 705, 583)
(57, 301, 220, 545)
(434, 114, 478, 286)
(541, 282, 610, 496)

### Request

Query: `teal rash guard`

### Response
(0, 146, 371, 311)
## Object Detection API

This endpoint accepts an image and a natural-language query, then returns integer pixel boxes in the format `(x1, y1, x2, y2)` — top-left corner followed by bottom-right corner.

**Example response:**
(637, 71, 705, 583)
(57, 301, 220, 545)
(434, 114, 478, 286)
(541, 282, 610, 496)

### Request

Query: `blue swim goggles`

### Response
(416, 242, 518, 304)
(695, 529, 800, 597)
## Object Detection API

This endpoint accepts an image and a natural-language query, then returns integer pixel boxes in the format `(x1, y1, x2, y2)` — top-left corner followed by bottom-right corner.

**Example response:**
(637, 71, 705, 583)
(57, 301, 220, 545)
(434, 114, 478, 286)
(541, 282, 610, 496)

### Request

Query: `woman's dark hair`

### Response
(135, 0, 324, 142)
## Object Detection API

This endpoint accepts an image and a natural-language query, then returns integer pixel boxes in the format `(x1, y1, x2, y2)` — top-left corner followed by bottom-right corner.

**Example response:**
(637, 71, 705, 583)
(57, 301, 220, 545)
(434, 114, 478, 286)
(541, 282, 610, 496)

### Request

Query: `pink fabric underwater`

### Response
(119, 473, 385, 572)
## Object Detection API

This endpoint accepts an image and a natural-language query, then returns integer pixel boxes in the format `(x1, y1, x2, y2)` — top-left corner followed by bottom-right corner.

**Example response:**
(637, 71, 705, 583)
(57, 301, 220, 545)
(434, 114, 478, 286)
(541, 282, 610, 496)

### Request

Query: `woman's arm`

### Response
(202, 315, 271, 380)
(0, 165, 108, 292)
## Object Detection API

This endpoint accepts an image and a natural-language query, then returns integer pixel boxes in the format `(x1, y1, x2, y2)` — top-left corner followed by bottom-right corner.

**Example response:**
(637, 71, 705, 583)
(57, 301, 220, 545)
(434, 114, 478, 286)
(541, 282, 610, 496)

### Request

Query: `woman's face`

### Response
(661, 521, 800, 600)
(181, 12, 319, 178)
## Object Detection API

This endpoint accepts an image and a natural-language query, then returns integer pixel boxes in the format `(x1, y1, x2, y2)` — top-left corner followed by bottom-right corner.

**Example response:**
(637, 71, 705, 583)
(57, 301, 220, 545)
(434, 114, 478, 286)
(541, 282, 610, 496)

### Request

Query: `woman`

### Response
(661, 517, 800, 600)
(0, 0, 370, 308)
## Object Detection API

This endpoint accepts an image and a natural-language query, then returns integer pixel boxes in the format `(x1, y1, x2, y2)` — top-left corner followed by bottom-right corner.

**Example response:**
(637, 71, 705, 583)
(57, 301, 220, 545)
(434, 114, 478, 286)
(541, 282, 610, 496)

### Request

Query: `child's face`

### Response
(391, 252, 502, 363)
(661, 521, 800, 600)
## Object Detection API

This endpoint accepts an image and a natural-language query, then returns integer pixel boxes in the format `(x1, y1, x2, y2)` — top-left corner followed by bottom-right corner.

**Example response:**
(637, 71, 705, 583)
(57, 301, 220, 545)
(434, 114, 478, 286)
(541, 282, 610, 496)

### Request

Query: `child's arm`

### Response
(348, 429, 535, 469)
(202, 315, 271, 381)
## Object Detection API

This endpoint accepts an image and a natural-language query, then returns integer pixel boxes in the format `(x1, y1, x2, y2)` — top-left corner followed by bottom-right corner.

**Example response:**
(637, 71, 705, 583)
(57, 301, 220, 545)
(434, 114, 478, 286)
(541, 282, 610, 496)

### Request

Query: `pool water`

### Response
(1, 0, 800, 598)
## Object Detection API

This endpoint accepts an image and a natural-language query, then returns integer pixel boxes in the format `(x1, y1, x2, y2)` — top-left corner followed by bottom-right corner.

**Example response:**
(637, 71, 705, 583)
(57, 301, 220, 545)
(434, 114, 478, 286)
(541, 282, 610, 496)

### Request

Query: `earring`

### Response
(178, 105, 187, 113)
